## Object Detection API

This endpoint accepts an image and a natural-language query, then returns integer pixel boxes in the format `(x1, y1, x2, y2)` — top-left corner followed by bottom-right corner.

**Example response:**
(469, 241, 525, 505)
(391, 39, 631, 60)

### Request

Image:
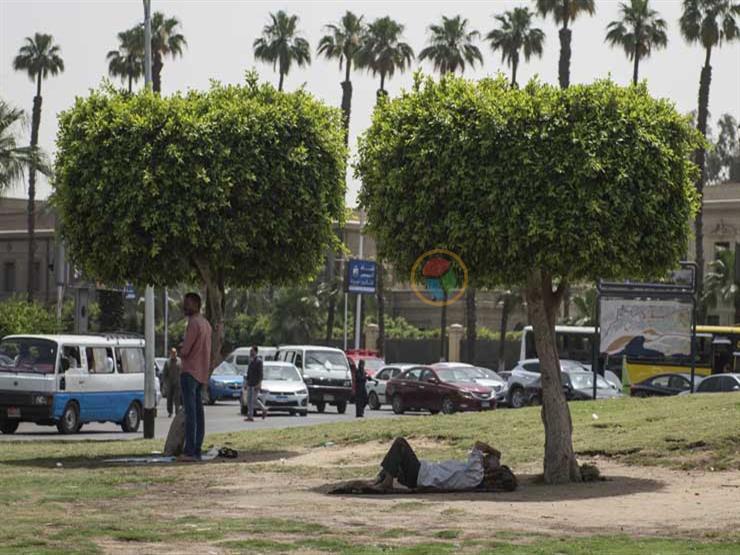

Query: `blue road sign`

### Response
(124, 283, 136, 300)
(346, 259, 377, 294)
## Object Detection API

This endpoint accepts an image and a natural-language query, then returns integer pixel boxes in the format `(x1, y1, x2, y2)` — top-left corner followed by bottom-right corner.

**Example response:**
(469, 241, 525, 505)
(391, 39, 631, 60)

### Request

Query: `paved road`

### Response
(0, 400, 401, 442)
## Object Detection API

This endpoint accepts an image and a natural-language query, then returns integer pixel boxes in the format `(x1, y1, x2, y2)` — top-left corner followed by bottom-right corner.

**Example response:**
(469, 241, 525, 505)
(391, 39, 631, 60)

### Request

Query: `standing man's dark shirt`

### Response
(247, 356, 264, 387)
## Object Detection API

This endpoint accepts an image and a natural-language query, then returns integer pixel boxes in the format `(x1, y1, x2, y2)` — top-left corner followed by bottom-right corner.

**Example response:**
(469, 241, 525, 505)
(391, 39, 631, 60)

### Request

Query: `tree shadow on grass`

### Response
(1, 449, 302, 469)
(318, 472, 665, 503)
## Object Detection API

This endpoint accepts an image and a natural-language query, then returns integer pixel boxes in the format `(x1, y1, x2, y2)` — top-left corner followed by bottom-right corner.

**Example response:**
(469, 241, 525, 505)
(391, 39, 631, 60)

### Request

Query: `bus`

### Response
(519, 325, 740, 384)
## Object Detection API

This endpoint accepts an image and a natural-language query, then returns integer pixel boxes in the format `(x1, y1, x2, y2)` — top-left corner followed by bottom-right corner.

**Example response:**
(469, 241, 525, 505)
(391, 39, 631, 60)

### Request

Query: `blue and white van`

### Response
(0, 334, 153, 435)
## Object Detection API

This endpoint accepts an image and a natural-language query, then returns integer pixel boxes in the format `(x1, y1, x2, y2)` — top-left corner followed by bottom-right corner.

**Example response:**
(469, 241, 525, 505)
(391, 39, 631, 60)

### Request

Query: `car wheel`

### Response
(441, 396, 456, 415)
(0, 419, 19, 435)
(633, 390, 648, 398)
(336, 401, 347, 414)
(429, 409, 440, 415)
(57, 402, 80, 434)
(300, 411, 308, 417)
(316, 401, 326, 413)
(368, 392, 381, 410)
(529, 393, 542, 406)
(391, 394, 405, 415)
(121, 401, 141, 433)
(509, 387, 526, 409)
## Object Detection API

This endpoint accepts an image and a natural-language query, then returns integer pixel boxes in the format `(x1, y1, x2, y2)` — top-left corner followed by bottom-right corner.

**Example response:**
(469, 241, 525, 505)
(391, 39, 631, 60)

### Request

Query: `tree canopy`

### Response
(357, 74, 702, 483)
(53, 75, 346, 360)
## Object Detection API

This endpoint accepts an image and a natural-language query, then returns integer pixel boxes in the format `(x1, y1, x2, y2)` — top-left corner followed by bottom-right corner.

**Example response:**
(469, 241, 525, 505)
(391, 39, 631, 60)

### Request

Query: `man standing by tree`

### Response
(179, 292, 211, 461)
(163, 347, 182, 417)
(245, 346, 265, 422)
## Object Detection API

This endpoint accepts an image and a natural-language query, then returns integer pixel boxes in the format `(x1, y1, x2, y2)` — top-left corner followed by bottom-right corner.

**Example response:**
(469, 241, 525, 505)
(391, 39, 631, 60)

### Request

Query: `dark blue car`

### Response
(205, 361, 243, 405)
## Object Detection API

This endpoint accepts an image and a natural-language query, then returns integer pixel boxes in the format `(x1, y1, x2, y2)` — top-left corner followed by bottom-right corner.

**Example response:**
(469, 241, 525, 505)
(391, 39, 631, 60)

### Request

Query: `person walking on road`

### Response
(163, 347, 182, 417)
(179, 292, 212, 462)
(354, 359, 368, 418)
(245, 346, 266, 422)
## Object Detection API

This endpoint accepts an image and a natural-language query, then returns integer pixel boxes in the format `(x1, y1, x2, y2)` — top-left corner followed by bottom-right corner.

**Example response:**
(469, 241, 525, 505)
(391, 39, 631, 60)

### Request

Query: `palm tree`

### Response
(106, 29, 143, 93)
(13, 33, 64, 303)
(487, 7, 545, 86)
(357, 16, 415, 96)
(254, 11, 311, 91)
(703, 249, 740, 324)
(419, 15, 483, 75)
(0, 100, 51, 192)
(680, 0, 740, 317)
(605, 0, 668, 85)
(535, 0, 596, 88)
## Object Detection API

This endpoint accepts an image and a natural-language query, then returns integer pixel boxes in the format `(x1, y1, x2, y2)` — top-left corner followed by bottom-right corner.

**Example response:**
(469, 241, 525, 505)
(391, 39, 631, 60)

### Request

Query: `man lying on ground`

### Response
(374, 437, 504, 491)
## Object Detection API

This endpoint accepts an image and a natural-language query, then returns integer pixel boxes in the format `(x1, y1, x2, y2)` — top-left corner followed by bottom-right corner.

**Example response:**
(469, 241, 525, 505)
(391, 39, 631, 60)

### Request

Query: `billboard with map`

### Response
(599, 298, 692, 358)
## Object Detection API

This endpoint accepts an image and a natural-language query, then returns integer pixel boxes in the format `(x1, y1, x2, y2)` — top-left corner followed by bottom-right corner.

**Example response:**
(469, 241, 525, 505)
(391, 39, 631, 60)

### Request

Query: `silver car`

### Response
(366, 364, 415, 410)
(240, 361, 309, 417)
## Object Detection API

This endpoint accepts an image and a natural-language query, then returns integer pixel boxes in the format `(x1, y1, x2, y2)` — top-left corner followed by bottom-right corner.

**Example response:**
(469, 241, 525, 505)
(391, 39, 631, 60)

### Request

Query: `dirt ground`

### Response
(103, 441, 740, 554)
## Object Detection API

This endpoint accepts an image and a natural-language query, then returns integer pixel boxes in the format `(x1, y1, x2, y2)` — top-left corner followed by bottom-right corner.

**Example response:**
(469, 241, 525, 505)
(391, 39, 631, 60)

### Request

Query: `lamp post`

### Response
(142, 0, 156, 439)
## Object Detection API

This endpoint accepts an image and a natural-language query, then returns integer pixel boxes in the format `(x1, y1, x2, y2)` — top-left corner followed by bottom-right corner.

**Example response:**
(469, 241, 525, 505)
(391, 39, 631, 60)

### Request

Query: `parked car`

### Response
(239, 361, 309, 417)
(154, 357, 167, 380)
(507, 358, 616, 408)
(346, 349, 385, 377)
(275, 345, 352, 413)
(524, 371, 622, 405)
(205, 361, 243, 404)
(630, 373, 701, 397)
(432, 363, 509, 405)
(224, 346, 277, 375)
(366, 364, 415, 410)
(386, 365, 496, 415)
(693, 373, 740, 394)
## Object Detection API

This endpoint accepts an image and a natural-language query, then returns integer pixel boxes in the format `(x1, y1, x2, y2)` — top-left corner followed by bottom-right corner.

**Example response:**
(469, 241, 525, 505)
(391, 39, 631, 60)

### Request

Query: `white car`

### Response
(366, 364, 415, 410)
(240, 361, 309, 416)
(507, 358, 619, 409)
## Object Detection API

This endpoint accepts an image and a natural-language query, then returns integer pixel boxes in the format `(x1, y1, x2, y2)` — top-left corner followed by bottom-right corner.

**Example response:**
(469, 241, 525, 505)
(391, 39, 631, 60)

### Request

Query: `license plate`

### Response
(7, 407, 20, 418)
(324, 394, 334, 401)
(275, 395, 288, 401)
(481, 401, 490, 408)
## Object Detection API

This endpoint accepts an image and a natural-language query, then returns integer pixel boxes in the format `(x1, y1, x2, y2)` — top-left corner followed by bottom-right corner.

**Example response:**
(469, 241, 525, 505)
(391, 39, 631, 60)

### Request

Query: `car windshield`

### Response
(305, 351, 349, 371)
(569, 373, 610, 390)
(263, 365, 301, 381)
(214, 362, 239, 376)
(436, 367, 486, 384)
(561, 360, 588, 372)
(361, 359, 384, 372)
(0, 338, 57, 375)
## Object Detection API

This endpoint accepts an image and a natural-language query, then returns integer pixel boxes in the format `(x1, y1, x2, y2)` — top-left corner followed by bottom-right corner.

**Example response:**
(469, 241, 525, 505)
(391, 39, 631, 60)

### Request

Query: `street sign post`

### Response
(346, 259, 377, 294)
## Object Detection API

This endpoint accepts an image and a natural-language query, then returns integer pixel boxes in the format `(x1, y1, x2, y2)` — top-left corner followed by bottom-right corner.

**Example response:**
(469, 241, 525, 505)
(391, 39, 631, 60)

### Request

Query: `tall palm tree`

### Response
(605, 0, 668, 85)
(317, 11, 365, 143)
(680, 0, 740, 321)
(13, 33, 64, 303)
(419, 15, 483, 75)
(487, 7, 545, 86)
(534, 0, 596, 88)
(0, 100, 50, 192)
(254, 11, 311, 91)
(106, 28, 144, 93)
(358, 16, 415, 96)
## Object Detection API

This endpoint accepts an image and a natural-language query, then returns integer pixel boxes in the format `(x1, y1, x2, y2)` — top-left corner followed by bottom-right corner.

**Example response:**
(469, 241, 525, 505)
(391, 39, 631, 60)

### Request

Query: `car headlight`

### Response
(461, 391, 474, 399)
(299, 389, 308, 395)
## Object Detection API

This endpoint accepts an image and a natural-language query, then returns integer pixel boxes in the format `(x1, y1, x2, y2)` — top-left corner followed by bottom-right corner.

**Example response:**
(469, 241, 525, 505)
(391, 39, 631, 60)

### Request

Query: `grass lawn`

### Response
(1, 393, 739, 554)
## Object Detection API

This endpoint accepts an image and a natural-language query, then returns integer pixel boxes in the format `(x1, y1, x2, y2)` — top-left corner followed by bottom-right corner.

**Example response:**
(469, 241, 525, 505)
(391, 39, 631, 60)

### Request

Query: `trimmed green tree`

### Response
(357, 75, 701, 483)
(53, 75, 345, 369)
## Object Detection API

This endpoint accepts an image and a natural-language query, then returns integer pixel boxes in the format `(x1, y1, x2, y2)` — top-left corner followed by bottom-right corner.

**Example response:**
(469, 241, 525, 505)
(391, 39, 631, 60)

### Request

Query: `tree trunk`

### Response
(498, 298, 509, 372)
(695, 46, 712, 323)
(152, 51, 163, 94)
(466, 287, 476, 363)
(511, 55, 518, 88)
(632, 49, 640, 86)
(26, 91, 42, 303)
(377, 257, 385, 356)
(340, 64, 352, 147)
(440, 292, 448, 361)
(379, 72, 386, 94)
(128, 74, 133, 93)
(525, 270, 581, 484)
(558, 25, 572, 89)
(194, 261, 224, 373)
(278, 71, 284, 92)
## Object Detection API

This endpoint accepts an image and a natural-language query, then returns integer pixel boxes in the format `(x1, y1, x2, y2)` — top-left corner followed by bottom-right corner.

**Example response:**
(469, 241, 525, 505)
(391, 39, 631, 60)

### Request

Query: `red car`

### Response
(345, 349, 385, 377)
(385, 366, 496, 415)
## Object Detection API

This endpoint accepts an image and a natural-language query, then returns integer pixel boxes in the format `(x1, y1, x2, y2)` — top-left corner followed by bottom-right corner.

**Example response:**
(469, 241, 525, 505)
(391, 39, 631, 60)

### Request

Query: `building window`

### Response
(32, 261, 41, 292)
(3, 262, 16, 292)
